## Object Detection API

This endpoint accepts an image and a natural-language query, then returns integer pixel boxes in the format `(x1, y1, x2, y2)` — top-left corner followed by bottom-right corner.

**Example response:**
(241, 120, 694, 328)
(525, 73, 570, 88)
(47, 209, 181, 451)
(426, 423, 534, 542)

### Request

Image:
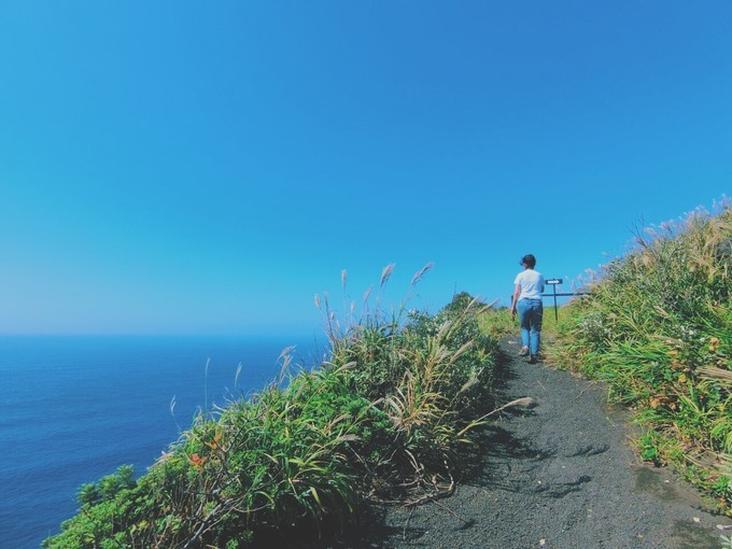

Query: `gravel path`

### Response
(357, 338, 731, 549)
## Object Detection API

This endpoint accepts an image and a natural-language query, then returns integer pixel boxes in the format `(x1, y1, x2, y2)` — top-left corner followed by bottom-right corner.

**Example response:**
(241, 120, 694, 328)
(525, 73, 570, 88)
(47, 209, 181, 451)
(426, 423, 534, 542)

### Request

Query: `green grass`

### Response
(477, 301, 561, 340)
(478, 307, 515, 338)
(548, 205, 732, 514)
(45, 290, 502, 548)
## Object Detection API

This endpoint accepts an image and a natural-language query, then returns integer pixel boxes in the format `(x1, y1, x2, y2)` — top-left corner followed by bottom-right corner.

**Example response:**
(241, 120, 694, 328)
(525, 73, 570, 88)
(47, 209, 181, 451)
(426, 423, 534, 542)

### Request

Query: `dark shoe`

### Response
(528, 355, 538, 364)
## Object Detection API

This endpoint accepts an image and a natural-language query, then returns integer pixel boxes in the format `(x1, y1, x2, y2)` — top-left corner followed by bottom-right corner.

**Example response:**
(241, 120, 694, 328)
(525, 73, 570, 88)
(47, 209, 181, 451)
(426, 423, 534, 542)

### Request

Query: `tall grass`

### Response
(549, 204, 732, 513)
(477, 306, 515, 338)
(477, 299, 563, 340)
(45, 274, 504, 548)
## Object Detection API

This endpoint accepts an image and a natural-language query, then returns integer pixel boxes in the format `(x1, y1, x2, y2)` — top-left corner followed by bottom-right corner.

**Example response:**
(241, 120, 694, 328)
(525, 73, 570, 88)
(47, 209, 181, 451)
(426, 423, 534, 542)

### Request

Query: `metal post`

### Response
(544, 278, 563, 322)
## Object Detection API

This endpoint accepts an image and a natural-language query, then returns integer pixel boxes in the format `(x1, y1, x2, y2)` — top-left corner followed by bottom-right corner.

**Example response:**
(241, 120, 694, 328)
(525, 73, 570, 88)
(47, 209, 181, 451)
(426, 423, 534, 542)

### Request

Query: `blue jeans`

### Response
(518, 298, 543, 356)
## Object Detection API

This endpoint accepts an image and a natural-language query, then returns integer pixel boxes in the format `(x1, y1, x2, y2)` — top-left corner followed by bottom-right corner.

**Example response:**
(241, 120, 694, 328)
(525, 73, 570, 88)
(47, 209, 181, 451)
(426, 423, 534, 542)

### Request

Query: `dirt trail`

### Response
(359, 338, 731, 549)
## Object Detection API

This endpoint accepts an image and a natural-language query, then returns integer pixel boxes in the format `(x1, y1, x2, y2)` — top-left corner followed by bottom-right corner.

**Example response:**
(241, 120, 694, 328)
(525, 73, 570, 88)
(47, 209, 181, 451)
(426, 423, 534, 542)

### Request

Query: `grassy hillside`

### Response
(549, 206, 732, 513)
(45, 292, 502, 548)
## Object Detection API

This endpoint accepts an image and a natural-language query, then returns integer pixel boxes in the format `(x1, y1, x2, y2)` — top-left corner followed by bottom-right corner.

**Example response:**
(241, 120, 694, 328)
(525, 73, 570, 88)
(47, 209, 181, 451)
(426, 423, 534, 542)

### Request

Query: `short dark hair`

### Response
(520, 254, 536, 268)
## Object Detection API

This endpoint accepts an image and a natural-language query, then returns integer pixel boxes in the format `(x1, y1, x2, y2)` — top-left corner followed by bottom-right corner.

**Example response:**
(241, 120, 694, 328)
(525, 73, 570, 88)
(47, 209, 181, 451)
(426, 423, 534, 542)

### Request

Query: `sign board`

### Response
(545, 278, 563, 285)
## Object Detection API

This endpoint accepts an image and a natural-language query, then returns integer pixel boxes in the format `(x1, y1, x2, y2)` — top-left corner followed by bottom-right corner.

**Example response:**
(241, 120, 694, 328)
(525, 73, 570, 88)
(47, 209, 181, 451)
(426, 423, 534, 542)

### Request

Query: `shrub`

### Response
(45, 288, 500, 547)
(550, 205, 732, 512)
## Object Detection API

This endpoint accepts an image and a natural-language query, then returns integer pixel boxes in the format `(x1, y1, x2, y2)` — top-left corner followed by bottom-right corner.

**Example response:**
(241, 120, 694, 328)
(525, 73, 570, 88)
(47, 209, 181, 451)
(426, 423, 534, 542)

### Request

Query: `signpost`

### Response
(545, 278, 563, 322)
(510, 278, 588, 321)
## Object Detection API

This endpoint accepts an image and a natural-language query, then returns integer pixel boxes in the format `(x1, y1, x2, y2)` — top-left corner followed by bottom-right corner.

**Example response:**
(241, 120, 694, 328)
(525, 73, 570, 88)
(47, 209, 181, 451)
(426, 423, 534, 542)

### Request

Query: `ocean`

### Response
(0, 335, 319, 548)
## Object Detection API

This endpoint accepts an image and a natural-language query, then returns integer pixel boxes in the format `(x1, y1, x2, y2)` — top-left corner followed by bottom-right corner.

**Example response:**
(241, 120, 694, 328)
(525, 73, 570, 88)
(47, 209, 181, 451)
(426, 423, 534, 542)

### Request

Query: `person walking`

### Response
(510, 254, 545, 363)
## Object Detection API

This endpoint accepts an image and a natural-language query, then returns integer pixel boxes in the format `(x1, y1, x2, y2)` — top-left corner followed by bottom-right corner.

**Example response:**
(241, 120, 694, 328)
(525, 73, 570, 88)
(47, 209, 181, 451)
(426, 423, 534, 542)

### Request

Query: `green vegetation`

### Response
(47, 204, 731, 545)
(478, 307, 515, 338)
(549, 206, 732, 513)
(45, 285, 502, 547)
(478, 304, 561, 340)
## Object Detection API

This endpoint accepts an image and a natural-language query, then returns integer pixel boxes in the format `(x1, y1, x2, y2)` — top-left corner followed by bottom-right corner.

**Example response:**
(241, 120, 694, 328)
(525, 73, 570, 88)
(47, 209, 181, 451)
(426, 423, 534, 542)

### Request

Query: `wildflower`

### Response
(709, 337, 720, 352)
(189, 453, 207, 469)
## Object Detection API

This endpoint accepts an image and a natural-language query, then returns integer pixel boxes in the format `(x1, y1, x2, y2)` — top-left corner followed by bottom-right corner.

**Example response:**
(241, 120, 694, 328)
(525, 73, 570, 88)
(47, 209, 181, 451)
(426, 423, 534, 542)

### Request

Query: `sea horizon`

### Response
(0, 334, 322, 547)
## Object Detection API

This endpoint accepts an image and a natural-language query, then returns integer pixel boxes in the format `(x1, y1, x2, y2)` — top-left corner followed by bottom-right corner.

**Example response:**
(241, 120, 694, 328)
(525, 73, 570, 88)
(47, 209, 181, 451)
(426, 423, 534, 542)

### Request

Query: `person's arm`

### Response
(510, 283, 521, 319)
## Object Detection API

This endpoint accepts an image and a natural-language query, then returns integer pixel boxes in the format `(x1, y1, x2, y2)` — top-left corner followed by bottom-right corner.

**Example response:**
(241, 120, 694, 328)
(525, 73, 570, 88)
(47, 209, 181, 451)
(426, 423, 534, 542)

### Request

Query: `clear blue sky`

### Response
(0, 2, 729, 335)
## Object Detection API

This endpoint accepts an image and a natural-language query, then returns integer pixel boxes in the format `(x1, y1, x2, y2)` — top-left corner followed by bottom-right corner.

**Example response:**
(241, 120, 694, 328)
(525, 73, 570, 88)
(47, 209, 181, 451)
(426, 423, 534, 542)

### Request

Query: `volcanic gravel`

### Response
(349, 338, 731, 549)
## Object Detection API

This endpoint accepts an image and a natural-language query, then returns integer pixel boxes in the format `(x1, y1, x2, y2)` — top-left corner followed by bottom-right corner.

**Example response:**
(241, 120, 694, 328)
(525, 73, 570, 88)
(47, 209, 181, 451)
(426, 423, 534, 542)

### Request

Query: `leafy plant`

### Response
(44, 271, 504, 547)
(549, 204, 732, 513)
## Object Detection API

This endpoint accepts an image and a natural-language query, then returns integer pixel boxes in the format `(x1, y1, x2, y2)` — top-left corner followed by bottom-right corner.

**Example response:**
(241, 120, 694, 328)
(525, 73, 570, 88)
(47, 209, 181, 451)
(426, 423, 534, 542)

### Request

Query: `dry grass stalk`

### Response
(380, 263, 396, 287)
(699, 366, 732, 386)
(410, 262, 434, 286)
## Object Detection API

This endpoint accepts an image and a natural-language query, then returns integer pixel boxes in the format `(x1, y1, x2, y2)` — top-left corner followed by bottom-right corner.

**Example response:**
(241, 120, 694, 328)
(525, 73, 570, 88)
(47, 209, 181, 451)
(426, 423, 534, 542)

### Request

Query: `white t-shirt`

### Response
(514, 269, 544, 300)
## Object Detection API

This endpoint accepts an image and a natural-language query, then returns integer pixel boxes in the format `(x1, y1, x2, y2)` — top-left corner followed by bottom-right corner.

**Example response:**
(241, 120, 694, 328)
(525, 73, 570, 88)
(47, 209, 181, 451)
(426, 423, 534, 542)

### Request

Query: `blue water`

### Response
(0, 335, 319, 548)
